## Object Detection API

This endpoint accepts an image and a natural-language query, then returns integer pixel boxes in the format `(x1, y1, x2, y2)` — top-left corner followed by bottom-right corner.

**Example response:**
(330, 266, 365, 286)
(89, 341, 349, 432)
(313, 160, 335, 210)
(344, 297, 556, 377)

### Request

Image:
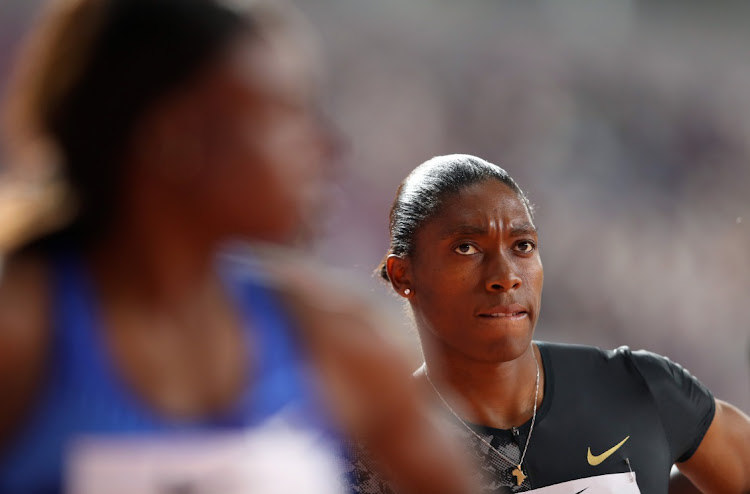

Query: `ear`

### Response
(386, 254, 413, 298)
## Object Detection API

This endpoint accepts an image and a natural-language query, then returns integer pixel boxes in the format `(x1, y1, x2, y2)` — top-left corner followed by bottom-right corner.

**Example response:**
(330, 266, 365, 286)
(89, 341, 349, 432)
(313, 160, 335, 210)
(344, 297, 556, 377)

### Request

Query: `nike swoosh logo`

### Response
(574, 489, 589, 494)
(587, 436, 630, 466)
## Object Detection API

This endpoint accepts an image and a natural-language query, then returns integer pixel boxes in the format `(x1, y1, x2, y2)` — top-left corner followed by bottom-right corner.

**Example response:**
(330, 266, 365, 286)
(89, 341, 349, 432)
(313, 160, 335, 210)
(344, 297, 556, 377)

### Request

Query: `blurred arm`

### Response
(263, 249, 473, 494)
(0, 254, 49, 453)
(337, 331, 472, 494)
(676, 399, 750, 494)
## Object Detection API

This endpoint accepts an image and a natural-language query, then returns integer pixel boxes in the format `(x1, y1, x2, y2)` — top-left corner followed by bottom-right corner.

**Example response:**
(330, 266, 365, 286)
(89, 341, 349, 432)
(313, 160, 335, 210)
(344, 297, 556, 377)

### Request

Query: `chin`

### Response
(475, 330, 534, 363)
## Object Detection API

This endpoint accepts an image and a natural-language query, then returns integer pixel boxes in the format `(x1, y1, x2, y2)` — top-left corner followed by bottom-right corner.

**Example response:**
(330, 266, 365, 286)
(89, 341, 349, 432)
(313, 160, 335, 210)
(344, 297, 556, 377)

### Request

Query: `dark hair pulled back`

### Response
(6, 0, 271, 247)
(379, 154, 533, 281)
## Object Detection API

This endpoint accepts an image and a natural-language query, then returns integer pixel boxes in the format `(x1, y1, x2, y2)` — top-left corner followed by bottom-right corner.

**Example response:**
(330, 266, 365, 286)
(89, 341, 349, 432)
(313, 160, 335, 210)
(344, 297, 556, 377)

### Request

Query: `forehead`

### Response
(423, 180, 533, 237)
(188, 30, 316, 114)
(228, 29, 319, 97)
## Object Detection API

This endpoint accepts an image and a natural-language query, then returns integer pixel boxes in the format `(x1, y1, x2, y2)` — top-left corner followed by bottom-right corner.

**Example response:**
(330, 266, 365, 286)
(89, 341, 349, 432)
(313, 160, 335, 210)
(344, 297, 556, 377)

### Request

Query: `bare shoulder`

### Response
(0, 252, 50, 362)
(250, 248, 415, 432)
(247, 247, 403, 357)
(0, 252, 51, 449)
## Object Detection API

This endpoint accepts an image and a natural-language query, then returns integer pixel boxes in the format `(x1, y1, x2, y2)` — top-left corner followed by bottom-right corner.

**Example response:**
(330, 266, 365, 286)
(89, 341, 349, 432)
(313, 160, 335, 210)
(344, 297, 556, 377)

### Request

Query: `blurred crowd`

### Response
(2, 0, 748, 414)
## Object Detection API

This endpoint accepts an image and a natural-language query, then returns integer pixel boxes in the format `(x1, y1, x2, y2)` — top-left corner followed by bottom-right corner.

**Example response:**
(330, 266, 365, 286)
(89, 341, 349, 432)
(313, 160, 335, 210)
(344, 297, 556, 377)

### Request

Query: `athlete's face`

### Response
(164, 30, 336, 244)
(397, 180, 543, 363)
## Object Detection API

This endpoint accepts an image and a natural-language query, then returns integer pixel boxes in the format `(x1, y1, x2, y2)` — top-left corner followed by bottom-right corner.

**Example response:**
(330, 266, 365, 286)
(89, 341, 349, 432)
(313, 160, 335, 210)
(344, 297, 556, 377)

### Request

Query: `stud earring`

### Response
(404, 288, 411, 295)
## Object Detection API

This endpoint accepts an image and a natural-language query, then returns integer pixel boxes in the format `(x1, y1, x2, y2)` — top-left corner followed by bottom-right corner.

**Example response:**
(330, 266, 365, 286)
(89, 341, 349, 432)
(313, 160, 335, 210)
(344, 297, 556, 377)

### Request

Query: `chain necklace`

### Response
(424, 354, 540, 487)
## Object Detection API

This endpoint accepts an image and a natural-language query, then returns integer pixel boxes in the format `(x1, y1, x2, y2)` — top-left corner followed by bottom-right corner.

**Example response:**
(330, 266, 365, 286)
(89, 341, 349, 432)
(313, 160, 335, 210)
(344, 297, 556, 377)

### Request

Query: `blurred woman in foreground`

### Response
(351, 154, 750, 494)
(0, 1, 468, 493)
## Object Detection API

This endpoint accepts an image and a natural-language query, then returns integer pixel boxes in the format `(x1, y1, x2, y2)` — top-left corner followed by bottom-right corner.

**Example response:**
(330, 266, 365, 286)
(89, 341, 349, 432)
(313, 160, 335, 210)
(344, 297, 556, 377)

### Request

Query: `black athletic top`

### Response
(345, 341, 715, 494)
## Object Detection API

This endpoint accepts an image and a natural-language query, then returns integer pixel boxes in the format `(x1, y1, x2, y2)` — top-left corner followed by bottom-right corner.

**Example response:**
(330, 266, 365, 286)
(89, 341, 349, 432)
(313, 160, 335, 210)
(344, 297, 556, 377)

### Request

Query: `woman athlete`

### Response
(350, 154, 750, 494)
(0, 2, 468, 493)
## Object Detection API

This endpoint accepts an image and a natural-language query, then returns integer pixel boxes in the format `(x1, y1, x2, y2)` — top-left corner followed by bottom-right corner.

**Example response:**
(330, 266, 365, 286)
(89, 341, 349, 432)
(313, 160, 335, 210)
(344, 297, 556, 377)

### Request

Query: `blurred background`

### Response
(1, 0, 748, 411)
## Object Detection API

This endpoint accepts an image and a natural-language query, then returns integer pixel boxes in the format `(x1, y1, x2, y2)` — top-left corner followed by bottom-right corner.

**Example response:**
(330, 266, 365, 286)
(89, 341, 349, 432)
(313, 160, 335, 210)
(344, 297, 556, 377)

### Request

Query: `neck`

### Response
(421, 341, 543, 430)
(86, 193, 220, 310)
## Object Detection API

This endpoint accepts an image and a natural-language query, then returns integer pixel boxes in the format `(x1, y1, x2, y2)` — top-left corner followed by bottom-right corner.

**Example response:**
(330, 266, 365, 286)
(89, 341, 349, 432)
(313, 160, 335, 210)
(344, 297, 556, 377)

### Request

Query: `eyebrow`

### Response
(509, 223, 538, 237)
(439, 222, 537, 240)
(439, 225, 489, 240)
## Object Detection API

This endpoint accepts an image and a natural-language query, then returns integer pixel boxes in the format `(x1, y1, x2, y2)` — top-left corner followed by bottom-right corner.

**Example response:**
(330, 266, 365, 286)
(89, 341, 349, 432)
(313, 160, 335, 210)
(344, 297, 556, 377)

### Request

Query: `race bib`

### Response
(66, 416, 345, 494)
(526, 472, 640, 494)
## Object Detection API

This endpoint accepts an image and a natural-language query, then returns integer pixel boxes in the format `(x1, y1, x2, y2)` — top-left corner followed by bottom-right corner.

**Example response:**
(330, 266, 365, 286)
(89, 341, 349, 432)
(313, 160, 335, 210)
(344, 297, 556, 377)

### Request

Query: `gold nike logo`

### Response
(587, 436, 630, 466)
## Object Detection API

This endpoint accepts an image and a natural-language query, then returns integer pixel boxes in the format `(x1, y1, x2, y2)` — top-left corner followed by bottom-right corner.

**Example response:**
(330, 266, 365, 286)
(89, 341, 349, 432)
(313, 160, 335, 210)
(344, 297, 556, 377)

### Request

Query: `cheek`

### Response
(188, 123, 304, 240)
(522, 258, 544, 304)
(415, 259, 478, 318)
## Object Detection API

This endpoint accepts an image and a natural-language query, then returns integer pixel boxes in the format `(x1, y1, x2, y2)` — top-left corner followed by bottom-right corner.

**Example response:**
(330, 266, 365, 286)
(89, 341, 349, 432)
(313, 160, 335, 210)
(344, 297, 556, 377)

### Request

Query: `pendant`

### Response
(511, 465, 526, 486)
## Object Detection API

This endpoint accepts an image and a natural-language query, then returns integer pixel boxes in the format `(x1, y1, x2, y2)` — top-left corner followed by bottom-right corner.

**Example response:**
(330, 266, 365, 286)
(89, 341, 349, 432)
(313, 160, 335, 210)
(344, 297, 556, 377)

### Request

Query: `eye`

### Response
(514, 240, 536, 254)
(454, 243, 479, 255)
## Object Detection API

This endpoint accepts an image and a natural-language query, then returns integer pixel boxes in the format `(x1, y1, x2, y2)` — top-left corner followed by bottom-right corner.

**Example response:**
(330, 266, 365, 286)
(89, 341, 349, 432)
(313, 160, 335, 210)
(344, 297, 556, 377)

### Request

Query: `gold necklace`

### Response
(424, 354, 540, 487)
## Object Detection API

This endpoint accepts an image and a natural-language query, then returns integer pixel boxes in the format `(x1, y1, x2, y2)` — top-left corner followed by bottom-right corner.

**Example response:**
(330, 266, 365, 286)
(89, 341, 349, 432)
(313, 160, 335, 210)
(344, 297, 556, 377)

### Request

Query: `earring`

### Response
(403, 288, 411, 295)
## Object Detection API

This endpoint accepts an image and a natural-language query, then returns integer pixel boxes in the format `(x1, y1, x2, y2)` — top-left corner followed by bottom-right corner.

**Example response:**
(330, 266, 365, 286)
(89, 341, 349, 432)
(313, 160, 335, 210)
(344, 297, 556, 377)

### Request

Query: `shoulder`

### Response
(221, 246, 392, 345)
(536, 340, 632, 366)
(0, 252, 50, 361)
(538, 341, 713, 415)
(536, 341, 677, 397)
(624, 348, 714, 410)
(537, 340, 696, 381)
(0, 252, 52, 450)
(251, 247, 405, 368)
(223, 246, 414, 433)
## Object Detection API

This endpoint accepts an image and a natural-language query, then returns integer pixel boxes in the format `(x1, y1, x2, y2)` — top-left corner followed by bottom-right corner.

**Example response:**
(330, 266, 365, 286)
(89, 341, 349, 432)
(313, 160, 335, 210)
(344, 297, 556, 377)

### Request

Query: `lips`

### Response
(477, 303, 529, 319)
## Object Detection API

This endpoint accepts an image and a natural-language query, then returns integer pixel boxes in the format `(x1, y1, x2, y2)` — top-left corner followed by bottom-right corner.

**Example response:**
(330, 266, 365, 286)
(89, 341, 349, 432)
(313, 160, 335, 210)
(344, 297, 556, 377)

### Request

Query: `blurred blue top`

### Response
(0, 250, 337, 494)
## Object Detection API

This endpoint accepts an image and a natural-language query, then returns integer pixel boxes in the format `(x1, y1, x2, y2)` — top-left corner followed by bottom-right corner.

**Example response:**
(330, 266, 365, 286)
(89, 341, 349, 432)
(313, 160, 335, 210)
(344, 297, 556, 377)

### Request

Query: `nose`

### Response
(485, 253, 522, 293)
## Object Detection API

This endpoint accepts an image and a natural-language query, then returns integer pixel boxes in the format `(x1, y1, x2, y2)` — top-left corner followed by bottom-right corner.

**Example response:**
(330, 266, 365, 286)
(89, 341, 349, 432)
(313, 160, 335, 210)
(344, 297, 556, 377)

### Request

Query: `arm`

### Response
(262, 249, 473, 494)
(669, 470, 701, 494)
(295, 294, 473, 494)
(0, 254, 50, 453)
(676, 399, 750, 494)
